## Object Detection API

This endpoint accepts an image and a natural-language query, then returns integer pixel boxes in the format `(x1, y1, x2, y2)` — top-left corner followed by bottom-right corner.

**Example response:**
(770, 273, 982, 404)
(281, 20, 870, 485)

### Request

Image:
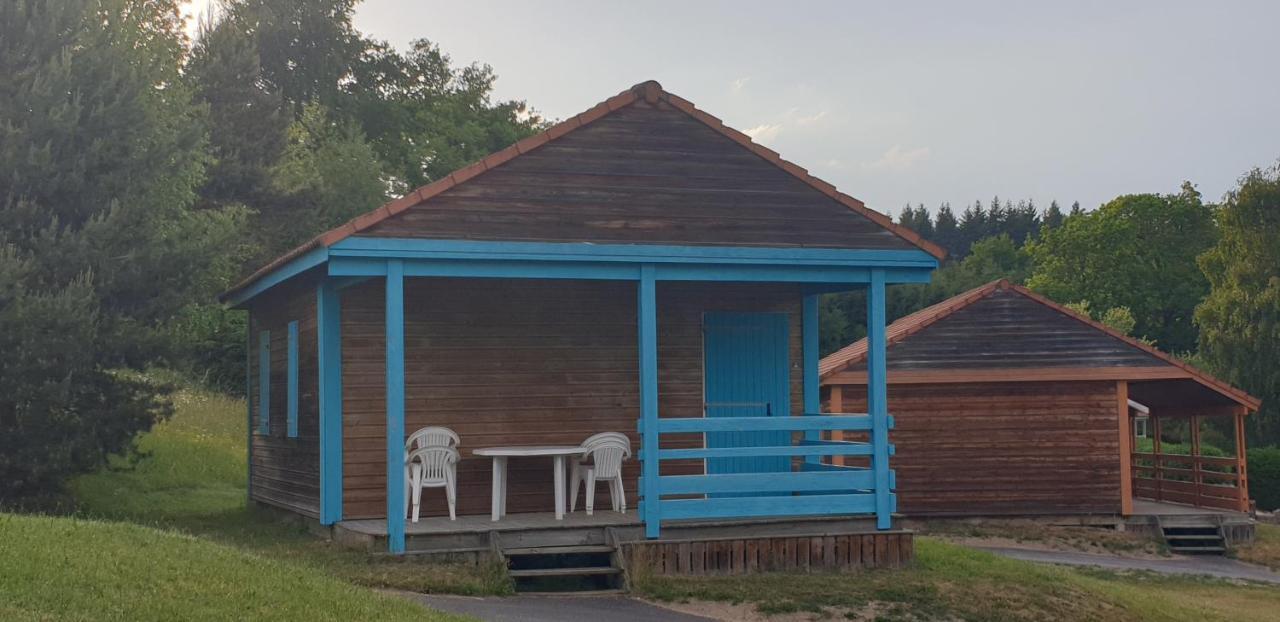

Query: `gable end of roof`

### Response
(221, 80, 945, 302)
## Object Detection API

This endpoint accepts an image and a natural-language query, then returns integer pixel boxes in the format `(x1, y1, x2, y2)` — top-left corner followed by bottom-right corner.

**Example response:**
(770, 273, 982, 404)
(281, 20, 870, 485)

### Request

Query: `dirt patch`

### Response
(918, 519, 1169, 559)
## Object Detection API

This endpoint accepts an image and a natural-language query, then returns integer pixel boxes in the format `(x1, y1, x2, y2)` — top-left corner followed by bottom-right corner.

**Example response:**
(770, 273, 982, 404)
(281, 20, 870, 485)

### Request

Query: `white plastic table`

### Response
(472, 445, 584, 521)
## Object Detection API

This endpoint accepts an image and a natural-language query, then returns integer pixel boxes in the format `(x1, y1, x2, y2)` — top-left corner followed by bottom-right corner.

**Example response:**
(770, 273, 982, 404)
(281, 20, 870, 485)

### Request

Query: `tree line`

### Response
(822, 177, 1280, 446)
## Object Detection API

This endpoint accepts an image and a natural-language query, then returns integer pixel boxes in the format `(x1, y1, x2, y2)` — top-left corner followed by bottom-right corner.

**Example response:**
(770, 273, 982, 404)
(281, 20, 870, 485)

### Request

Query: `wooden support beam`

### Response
(829, 385, 845, 467)
(1190, 414, 1202, 507)
(317, 281, 343, 525)
(638, 264, 660, 538)
(866, 270, 891, 530)
(1236, 412, 1250, 512)
(802, 294, 820, 464)
(1152, 415, 1163, 503)
(1117, 381, 1133, 516)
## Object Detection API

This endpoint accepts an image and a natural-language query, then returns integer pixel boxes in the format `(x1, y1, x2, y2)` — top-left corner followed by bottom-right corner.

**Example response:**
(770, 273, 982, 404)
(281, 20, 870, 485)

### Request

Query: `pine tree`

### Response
(934, 202, 959, 257)
(187, 14, 289, 210)
(1043, 200, 1065, 230)
(0, 0, 243, 496)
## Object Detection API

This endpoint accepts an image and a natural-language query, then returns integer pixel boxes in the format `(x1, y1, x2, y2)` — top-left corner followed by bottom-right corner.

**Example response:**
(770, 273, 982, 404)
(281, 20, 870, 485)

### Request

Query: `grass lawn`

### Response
(20, 379, 1276, 622)
(68, 385, 510, 598)
(634, 537, 1280, 621)
(920, 518, 1169, 557)
(0, 513, 455, 622)
(1236, 523, 1280, 570)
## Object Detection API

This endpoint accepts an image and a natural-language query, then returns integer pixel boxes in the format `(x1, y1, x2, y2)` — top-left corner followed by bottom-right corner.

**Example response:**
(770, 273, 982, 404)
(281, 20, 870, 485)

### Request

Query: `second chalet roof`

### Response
(222, 80, 943, 302)
(820, 279, 1261, 412)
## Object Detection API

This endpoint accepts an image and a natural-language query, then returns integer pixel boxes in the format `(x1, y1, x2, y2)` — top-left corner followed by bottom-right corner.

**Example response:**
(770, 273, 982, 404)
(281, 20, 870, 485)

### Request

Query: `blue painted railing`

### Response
(638, 414, 896, 528)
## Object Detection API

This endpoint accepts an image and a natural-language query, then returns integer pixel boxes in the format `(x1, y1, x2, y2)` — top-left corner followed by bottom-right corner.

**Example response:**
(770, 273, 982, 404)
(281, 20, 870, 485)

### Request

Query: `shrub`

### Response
(1249, 447, 1280, 511)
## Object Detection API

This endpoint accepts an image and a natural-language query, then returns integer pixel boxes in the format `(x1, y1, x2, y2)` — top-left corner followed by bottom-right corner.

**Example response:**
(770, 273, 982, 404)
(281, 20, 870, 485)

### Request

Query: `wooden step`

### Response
(518, 589, 624, 596)
(1163, 534, 1222, 541)
(1169, 545, 1226, 553)
(508, 566, 622, 578)
(504, 545, 615, 556)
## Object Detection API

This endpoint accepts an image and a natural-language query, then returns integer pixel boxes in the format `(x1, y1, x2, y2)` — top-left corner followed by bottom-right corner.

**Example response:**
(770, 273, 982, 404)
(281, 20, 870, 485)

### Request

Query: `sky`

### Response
(183, 1, 1280, 218)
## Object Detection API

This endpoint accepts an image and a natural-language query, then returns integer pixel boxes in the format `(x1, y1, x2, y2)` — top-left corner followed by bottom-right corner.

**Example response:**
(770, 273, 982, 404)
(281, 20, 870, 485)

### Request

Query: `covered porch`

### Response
(313, 238, 935, 553)
(1126, 381, 1252, 514)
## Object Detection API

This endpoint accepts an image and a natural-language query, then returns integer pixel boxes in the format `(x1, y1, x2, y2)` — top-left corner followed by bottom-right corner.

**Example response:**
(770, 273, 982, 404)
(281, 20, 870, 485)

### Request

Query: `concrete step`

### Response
(1168, 545, 1227, 553)
(504, 545, 615, 557)
(508, 566, 622, 578)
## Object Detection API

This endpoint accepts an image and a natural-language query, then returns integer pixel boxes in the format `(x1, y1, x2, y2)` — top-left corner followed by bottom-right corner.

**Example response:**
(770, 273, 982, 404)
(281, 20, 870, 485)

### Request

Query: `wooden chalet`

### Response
(820, 279, 1260, 519)
(219, 80, 942, 563)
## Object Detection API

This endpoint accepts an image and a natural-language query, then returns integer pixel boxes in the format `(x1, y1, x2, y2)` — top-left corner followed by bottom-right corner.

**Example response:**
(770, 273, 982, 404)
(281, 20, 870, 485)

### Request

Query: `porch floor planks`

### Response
(1131, 499, 1249, 518)
(339, 510, 640, 536)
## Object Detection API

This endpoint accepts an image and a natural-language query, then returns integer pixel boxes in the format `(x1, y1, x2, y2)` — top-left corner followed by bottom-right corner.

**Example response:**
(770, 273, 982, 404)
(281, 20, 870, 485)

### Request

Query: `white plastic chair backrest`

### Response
(580, 433, 631, 479)
(408, 446, 458, 484)
(405, 426, 459, 452)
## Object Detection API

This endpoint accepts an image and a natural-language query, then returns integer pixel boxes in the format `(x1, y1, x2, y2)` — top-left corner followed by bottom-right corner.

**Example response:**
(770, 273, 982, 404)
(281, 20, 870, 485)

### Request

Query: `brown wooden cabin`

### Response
(820, 279, 1260, 517)
(219, 80, 943, 554)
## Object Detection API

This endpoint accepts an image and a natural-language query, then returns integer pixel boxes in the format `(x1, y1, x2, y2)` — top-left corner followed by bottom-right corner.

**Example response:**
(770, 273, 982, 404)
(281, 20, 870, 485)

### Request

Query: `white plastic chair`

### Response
(404, 426, 459, 518)
(408, 446, 459, 522)
(569, 432, 632, 515)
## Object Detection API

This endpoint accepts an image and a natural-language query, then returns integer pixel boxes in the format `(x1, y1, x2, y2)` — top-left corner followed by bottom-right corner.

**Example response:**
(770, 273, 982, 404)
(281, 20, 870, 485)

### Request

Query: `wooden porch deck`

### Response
(333, 510, 892, 555)
(1131, 499, 1249, 518)
(339, 510, 640, 537)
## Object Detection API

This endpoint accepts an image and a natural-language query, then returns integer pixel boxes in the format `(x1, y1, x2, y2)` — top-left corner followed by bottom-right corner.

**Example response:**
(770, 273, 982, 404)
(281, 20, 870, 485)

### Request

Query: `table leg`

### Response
(490, 457, 502, 522)
(498, 456, 508, 518)
(554, 455, 566, 520)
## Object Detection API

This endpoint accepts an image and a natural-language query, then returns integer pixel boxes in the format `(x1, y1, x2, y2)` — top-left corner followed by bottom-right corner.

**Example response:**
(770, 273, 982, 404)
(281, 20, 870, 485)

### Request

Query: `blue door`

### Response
(703, 312, 791, 480)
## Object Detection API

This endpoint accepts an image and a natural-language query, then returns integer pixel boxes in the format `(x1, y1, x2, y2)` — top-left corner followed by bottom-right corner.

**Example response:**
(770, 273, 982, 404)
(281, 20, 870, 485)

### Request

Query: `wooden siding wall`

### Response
(846, 290, 1169, 372)
(832, 381, 1123, 516)
(340, 278, 802, 520)
(248, 277, 321, 517)
(624, 532, 914, 576)
(359, 100, 914, 251)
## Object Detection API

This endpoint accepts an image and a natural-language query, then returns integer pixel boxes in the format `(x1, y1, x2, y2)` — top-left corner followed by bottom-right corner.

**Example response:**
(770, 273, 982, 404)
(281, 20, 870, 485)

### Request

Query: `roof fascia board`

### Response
(222, 247, 328, 308)
(328, 237, 939, 269)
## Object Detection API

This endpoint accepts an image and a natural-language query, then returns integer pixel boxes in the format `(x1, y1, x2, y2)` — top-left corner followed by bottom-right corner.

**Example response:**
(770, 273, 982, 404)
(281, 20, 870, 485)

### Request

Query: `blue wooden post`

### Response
(245, 324, 253, 500)
(638, 264, 661, 538)
(258, 331, 271, 434)
(385, 260, 406, 553)
(286, 321, 299, 438)
(317, 282, 343, 526)
(802, 294, 821, 465)
(867, 270, 892, 529)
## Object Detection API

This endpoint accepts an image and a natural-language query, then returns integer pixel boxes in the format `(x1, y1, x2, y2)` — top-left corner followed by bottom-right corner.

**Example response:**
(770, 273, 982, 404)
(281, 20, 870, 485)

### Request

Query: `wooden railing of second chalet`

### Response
(1131, 452, 1249, 512)
(640, 413, 895, 522)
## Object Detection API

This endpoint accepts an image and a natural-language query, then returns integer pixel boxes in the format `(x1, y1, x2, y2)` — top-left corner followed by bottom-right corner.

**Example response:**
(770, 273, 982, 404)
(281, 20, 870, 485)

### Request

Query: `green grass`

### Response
(65, 384, 509, 601)
(25, 378, 1280, 621)
(0, 513, 451, 622)
(634, 538, 1280, 621)
(1236, 523, 1280, 571)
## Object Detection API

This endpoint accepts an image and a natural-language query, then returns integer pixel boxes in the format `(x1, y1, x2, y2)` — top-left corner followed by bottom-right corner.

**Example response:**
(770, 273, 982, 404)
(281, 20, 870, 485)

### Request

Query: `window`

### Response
(258, 330, 270, 434)
(287, 321, 299, 438)
(1133, 415, 1149, 439)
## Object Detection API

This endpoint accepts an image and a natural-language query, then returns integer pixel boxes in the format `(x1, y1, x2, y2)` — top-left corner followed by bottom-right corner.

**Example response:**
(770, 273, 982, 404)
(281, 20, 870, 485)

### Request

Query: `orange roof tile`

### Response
(221, 80, 946, 302)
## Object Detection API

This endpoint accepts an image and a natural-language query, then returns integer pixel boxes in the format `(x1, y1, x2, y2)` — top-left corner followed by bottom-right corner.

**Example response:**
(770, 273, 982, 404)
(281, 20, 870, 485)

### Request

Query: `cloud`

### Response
(744, 123, 784, 144)
(867, 145, 931, 172)
(795, 110, 828, 126)
(731, 77, 751, 93)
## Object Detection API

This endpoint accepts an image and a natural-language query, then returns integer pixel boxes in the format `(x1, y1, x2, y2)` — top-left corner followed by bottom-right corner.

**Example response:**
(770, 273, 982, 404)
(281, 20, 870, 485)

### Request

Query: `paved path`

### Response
(404, 593, 712, 622)
(977, 546, 1280, 584)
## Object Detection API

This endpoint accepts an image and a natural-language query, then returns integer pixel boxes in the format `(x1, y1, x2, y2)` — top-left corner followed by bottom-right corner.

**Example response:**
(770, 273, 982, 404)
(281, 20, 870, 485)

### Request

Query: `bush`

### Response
(1249, 447, 1280, 512)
